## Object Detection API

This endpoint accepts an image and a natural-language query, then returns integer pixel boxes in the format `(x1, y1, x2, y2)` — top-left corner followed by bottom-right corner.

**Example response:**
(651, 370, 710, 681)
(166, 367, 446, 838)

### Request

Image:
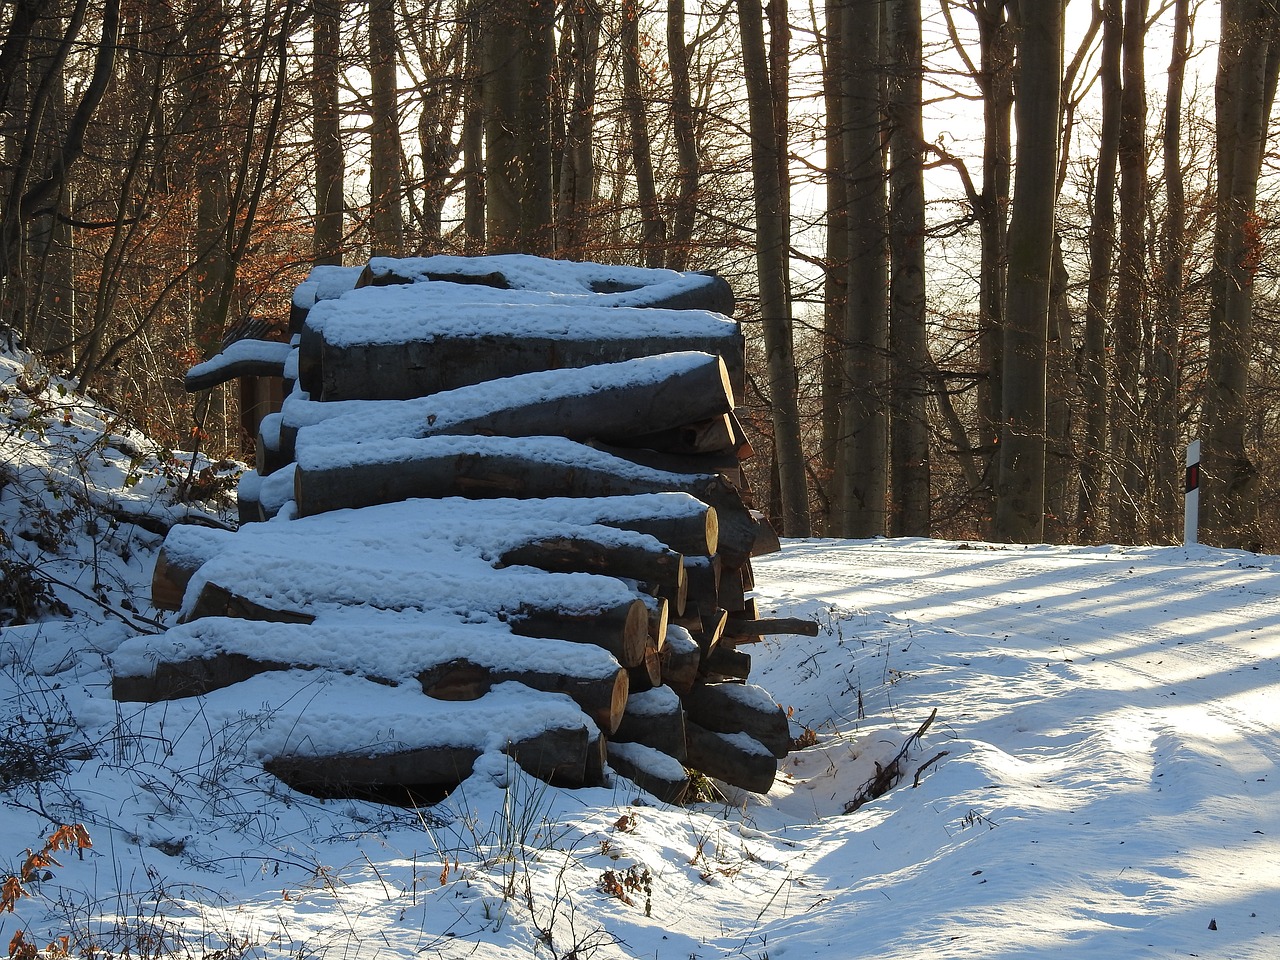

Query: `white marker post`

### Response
(1184, 439, 1201, 546)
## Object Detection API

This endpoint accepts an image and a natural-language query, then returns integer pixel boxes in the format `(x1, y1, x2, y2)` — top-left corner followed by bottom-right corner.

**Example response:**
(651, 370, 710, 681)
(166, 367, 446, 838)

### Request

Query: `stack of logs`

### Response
(112, 255, 818, 804)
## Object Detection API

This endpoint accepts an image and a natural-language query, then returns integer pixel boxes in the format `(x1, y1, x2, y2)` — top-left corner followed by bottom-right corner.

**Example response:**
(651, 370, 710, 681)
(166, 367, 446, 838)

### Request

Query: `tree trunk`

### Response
(994, 0, 1062, 543)
(886, 0, 930, 537)
(821, 0, 848, 533)
(1108, 0, 1149, 544)
(367, 0, 403, 256)
(1152, 0, 1189, 543)
(1078, 0, 1121, 542)
(666, 0, 699, 271)
(312, 0, 344, 265)
(1203, 0, 1278, 548)
(557, 0, 600, 257)
(737, 0, 810, 536)
(837, 0, 888, 537)
(623, 0, 665, 266)
(975, 0, 1014, 531)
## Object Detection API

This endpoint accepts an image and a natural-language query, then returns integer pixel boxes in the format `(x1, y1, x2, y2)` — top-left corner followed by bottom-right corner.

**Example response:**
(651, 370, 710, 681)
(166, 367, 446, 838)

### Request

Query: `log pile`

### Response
(114, 254, 818, 804)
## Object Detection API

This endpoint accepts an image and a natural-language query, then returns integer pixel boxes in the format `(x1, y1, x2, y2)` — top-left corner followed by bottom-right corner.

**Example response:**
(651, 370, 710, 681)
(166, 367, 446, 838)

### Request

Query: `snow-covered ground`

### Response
(3, 348, 1279, 959)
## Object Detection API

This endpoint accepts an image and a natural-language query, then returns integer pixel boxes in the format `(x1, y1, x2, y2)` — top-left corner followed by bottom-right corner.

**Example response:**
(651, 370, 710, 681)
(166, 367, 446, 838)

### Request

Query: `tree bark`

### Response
(666, 0, 699, 271)
(367, 0, 403, 256)
(737, 0, 810, 536)
(623, 0, 666, 266)
(994, 0, 1062, 543)
(838, 0, 888, 537)
(886, 0, 930, 537)
(1152, 0, 1189, 543)
(312, 0, 344, 265)
(1078, 0, 1122, 543)
(1108, 0, 1149, 544)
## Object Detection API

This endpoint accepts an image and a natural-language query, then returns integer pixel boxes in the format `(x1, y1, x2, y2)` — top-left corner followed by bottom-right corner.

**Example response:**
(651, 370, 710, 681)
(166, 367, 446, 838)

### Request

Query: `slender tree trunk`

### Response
(462, 3, 484, 252)
(975, 0, 1014, 532)
(558, 0, 600, 257)
(737, 0, 810, 536)
(1045, 233, 1075, 541)
(667, 0, 699, 271)
(623, 0, 665, 266)
(1108, 0, 1148, 543)
(1152, 0, 1189, 543)
(189, 0, 230, 359)
(521, 0, 555, 255)
(481, 3, 522, 252)
(994, 0, 1062, 543)
(1078, 0, 1122, 542)
(313, 0, 344, 265)
(838, 0, 888, 538)
(886, 0, 929, 537)
(368, 0, 403, 256)
(821, 0, 848, 533)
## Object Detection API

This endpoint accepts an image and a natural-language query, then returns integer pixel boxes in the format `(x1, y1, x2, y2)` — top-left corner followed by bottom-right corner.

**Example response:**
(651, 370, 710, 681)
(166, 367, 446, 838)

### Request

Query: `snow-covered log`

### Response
(659, 625, 701, 695)
(299, 293, 745, 402)
(184, 339, 293, 392)
(684, 722, 776, 794)
(356, 253, 735, 316)
(112, 614, 631, 732)
(607, 742, 690, 805)
(682, 682, 791, 760)
(611, 684, 687, 760)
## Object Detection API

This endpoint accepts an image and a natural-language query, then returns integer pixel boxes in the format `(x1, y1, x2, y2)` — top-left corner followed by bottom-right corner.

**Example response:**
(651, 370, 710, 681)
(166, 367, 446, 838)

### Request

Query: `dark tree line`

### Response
(3, 0, 1279, 550)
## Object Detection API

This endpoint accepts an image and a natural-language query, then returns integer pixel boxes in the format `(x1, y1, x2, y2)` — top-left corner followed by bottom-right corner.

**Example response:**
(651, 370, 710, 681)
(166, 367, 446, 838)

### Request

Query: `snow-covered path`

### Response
(746, 539, 1280, 959)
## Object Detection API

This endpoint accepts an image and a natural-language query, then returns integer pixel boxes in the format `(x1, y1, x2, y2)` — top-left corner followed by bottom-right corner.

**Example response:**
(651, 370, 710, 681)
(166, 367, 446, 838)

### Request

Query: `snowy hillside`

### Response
(2, 347, 1279, 959)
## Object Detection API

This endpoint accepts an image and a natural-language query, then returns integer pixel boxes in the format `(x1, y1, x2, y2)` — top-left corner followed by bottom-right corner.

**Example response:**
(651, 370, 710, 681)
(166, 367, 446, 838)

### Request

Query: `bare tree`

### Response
(738, 0, 809, 536)
(995, 0, 1063, 542)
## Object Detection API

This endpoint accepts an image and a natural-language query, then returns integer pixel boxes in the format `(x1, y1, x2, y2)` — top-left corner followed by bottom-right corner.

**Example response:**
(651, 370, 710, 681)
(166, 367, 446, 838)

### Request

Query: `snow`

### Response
(4, 348, 1280, 959)
(307, 285, 739, 347)
(112, 609, 625, 684)
(185, 338, 291, 383)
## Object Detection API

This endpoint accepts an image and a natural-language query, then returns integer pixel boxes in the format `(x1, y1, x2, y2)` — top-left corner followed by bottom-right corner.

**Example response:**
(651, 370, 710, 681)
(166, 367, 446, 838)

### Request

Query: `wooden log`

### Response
(720, 617, 820, 638)
(727, 597, 759, 623)
(255, 413, 291, 476)
(607, 742, 690, 805)
(294, 351, 735, 457)
(601, 509, 717, 558)
(183, 582, 317, 624)
(693, 609, 728, 658)
(506, 598, 651, 668)
(589, 442, 744, 485)
(310, 323, 746, 404)
(112, 615, 630, 732)
(182, 576, 651, 669)
(684, 721, 776, 794)
(614, 415, 736, 457)
(749, 510, 782, 558)
(292, 434, 732, 531)
(728, 412, 754, 460)
(627, 645, 663, 692)
(357, 256, 735, 316)
(417, 660, 628, 733)
(611, 684, 687, 760)
(682, 682, 790, 759)
(660, 625, 701, 696)
(682, 556, 721, 604)
(496, 535, 685, 606)
(265, 722, 597, 791)
(701, 645, 751, 681)
(151, 525, 237, 611)
(184, 339, 291, 392)
(717, 564, 747, 612)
